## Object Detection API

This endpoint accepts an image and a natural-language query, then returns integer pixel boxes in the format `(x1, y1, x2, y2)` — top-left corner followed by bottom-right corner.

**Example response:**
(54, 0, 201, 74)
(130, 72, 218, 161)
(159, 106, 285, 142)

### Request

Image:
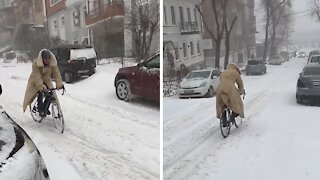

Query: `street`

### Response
(0, 61, 160, 180)
(164, 56, 320, 180)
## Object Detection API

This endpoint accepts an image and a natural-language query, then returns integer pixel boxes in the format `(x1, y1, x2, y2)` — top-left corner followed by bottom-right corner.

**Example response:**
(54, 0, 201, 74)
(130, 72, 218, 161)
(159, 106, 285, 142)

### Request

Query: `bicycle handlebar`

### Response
(43, 86, 66, 95)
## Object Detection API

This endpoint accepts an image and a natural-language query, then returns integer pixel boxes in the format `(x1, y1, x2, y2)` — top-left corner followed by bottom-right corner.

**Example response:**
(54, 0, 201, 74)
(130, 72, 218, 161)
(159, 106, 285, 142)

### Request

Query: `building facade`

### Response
(163, 0, 205, 79)
(46, 0, 89, 45)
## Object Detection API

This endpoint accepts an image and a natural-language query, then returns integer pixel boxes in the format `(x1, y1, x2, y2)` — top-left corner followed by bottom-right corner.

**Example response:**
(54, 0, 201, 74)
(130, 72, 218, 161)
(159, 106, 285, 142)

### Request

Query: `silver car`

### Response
(268, 55, 284, 65)
(178, 69, 220, 98)
(296, 64, 320, 104)
(307, 55, 320, 64)
(246, 60, 267, 75)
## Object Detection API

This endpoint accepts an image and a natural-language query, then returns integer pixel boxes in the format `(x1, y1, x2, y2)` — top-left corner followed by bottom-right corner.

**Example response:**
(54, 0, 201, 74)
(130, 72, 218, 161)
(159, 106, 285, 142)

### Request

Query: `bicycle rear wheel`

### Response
(30, 100, 43, 123)
(51, 101, 64, 133)
(220, 109, 231, 138)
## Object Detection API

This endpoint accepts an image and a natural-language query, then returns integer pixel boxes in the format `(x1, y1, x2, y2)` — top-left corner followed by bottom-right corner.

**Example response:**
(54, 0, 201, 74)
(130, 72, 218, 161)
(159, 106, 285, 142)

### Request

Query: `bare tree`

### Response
(310, 0, 320, 21)
(124, 0, 159, 62)
(261, 0, 285, 62)
(269, 0, 292, 57)
(196, 0, 227, 69)
(223, 14, 237, 69)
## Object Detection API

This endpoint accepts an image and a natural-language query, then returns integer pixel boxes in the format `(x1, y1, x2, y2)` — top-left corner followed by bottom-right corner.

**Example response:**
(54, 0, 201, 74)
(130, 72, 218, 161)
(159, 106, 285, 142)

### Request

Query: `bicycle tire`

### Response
(30, 100, 43, 123)
(220, 109, 231, 138)
(51, 101, 64, 133)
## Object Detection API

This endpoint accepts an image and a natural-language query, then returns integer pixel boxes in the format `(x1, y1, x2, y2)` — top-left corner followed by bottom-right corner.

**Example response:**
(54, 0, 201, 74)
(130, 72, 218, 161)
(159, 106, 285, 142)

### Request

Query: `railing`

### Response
(85, 0, 124, 26)
(180, 22, 199, 35)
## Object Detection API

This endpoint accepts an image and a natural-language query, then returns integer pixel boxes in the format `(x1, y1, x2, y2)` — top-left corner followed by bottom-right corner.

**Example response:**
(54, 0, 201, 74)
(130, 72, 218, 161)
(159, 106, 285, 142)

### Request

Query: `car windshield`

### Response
(248, 60, 262, 65)
(187, 71, 211, 79)
(304, 67, 320, 75)
(310, 56, 320, 63)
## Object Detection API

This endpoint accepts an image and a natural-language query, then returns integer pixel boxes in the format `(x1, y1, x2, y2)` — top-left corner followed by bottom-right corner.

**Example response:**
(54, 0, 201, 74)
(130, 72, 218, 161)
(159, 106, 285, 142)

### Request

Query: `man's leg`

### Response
(43, 92, 52, 115)
(231, 112, 239, 123)
(221, 106, 228, 127)
(37, 92, 45, 117)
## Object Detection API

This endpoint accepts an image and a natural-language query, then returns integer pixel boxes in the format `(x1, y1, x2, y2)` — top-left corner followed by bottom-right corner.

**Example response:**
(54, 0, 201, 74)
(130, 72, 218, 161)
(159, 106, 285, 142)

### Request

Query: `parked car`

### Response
(296, 64, 320, 104)
(16, 51, 31, 63)
(114, 52, 160, 102)
(0, 84, 50, 180)
(308, 50, 320, 58)
(280, 51, 290, 61)
(307, 55, 320, 64)
(297, 51, 306, 58)
(177, 69, 221, 98)
(246, 60, 266, 75)
(268, 55, 283, 65)
(50, 45, 97, 83)
(3, 51, 16, 63)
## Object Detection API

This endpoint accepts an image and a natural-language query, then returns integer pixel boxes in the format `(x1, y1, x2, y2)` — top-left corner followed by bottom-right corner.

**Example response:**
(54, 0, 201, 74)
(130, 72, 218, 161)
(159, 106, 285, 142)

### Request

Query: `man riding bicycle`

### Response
(23, 49, 63, 117)
(216, 63, 245, 127)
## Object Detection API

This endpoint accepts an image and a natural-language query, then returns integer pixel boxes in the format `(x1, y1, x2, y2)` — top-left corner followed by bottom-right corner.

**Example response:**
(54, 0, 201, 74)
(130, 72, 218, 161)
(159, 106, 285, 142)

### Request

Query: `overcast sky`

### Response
(255, 0, 320, 44)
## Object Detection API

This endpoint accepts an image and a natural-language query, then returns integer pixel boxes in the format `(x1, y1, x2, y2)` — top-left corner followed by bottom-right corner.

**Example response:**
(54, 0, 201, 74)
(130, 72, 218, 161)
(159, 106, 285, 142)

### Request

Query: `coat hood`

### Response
(35, 49, 57, 67)
(226, 63, 241, 74)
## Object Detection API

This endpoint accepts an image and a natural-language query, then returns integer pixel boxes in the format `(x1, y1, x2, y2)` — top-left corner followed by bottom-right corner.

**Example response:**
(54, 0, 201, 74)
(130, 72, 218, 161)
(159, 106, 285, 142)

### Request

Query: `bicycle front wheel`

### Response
(51, 101, 64, 133)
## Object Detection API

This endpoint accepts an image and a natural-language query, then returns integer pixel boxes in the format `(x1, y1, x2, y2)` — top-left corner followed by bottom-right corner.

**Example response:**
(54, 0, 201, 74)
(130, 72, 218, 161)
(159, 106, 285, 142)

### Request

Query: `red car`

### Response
(114, 52, 160, 102)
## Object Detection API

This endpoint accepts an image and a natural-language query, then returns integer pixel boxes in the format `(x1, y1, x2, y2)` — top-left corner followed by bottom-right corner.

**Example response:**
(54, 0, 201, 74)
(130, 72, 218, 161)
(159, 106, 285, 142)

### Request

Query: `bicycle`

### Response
(30, 87, 66, 133)
(220, 90, 246, 138)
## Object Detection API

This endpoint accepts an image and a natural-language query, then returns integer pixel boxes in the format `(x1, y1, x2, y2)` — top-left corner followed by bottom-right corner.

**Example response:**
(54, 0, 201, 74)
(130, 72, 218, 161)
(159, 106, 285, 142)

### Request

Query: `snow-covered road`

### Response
(0, 61, 159, 179)
(164, 57, 320, 180)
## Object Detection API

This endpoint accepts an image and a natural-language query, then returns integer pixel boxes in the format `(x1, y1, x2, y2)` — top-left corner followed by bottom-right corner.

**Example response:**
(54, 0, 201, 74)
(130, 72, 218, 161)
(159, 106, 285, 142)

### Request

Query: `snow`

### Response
(164, 55, 320, 180)
(70, 48, 97, 60)
(0, 109, 16, 163)
(0, 60, 159, 179)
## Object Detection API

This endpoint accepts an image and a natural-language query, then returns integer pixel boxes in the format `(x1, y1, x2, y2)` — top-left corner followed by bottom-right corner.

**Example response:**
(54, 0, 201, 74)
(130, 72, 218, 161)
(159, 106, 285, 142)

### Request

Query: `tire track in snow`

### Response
(1, 93, 159, 180)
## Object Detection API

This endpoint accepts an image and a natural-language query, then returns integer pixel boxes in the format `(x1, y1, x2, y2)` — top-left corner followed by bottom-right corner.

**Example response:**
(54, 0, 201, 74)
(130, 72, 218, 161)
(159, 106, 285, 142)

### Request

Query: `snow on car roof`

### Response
(70, 48, 97, 60)
(191, 69, 216, 72)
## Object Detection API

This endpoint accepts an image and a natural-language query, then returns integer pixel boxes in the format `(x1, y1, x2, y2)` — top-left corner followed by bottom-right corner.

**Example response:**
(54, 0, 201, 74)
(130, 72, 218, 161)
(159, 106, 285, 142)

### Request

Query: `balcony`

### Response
(180, 22, 199, 35)
(85, 1, 124, 27)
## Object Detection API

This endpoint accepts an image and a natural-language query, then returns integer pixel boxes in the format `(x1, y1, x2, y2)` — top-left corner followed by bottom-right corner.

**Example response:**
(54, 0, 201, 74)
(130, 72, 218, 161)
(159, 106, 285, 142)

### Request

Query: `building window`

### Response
(187, 8, 191, 22)
(197, 41, 200, 53)
(61, 16, 65, 28)
(190, 42, 194, 56)
(179, 7, 184, 25)
(183, 43, 187, 58)
(50, 0, 61, 6)
(164, 6, 167, 24)
(53, 20, 58, 31)
(171, 6, 176, 25)
(175, 47, 179, 60)
(73, 9, 81, 29)
(194, 8, 198, 23)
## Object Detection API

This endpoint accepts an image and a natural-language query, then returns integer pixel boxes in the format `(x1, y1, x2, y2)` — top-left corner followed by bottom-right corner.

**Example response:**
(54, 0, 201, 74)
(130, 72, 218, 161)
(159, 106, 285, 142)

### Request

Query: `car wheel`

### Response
(116, 79, 131, 101)
(205, 86, 214, 98)
(89, 69, 95, 76)
(64, 72, 73, 83)
(296, 94, 302, 104)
